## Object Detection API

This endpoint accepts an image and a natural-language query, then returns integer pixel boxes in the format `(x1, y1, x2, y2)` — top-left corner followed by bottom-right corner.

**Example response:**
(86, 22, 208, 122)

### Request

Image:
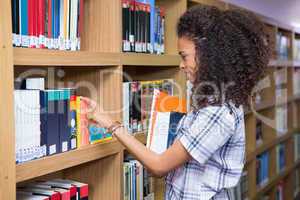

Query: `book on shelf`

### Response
(293, 68, 300, 96)
(275, 181, 284, 200)
(294, 170, 300, 198)
(123, 156, 154, 200)
(274, 67, 287, 103)
(294, 38, 300, 61)
(276, 143, 285, 173)
(256, 119, 263, 147)
(17, 179, 88, 200)
(294, 133, 300, 162)
(276, 32, 290, 60)
(14, 78, 112, 163)
(275, 105, 288, 137)
(256, 152, 269, 187)
(146, 89, 186, 154)
(123, 79, 174, 134)
(122, 0, 165, 54)
(11, 0, 84, 50)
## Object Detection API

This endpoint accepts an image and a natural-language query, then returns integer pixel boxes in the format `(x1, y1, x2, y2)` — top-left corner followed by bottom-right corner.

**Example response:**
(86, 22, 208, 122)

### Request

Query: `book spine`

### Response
(20, 0, 29, 47)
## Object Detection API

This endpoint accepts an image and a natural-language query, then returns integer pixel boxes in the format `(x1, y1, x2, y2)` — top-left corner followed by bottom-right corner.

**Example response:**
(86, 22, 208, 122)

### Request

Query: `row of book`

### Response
(122, 0, 165, 54)
(255, 67, 300, 106)
(293, 68, 300, 95)
(17, 179, 88, 200)
(123, 79, 173, 134)
(276, 32, 291, 60)
(123, 157, 154, 200)
(15, 78, 112, 163)
(276, 143, 285, 173)
(295, 39, 300, 61)
(259, 181, 284, 200)
(294, 133, 300, 162)
(256, 152, 270, 187)
(11, 0, 83, 50)
(255, 106, 288, 147)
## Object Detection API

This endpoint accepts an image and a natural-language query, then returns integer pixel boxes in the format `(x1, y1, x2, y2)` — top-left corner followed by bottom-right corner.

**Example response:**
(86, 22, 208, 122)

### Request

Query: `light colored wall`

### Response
(221, 0, 300, 31)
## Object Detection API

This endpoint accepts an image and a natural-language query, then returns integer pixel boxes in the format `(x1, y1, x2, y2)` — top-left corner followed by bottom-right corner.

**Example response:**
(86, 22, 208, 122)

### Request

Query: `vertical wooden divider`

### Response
(0, 0, 16, 199)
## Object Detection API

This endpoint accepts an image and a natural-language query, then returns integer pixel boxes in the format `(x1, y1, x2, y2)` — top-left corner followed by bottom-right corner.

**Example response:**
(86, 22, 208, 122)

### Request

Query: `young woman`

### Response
(83, 5, 270, 200)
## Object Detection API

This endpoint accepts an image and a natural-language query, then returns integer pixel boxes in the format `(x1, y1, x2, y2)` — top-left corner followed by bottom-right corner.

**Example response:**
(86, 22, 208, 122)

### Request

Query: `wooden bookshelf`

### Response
(16, 139, 121, 183)
(13, 48, 120, 66)
(121, 53, 181, 66)
(14, 48, 181, 67)
(133, 132, 147, 144)
(1, 0, 300, 199)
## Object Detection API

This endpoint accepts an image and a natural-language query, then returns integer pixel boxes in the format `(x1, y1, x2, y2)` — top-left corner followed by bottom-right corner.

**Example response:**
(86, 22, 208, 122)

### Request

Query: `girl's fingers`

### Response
(81, 96, 97, 113)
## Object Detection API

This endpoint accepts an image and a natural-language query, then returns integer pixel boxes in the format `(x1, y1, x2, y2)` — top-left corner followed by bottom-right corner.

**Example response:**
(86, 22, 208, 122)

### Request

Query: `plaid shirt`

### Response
(165, 103, 245, 200)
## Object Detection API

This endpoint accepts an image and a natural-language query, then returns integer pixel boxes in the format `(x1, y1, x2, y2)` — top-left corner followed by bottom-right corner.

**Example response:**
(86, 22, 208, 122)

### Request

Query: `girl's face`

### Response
(178, 37, 198, 83)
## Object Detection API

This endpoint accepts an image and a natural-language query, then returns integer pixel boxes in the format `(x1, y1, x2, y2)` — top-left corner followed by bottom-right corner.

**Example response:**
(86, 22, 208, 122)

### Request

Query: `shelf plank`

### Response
(245, 95, 300, 115)
(246, 131, 294, 164)
(13, 48, 120, 66)
(255, 160, 300, 199)
(16, 140, 121, 183)
(121, 53, 181, 66)
(134, 131, 147, 144)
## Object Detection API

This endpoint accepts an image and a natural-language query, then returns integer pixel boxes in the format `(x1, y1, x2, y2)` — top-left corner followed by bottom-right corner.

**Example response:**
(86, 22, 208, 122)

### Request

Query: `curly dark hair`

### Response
(177, 5, 270, 110)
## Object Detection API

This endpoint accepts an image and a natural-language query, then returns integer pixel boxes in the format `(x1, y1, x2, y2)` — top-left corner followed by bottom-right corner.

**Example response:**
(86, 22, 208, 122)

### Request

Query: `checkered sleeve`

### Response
(179, 106, 235, 164)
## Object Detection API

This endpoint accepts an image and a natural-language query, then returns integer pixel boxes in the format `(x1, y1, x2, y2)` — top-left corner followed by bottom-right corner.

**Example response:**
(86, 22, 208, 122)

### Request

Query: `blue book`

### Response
(54, 0, 60, 47)
(20, 0, 29, 47)
(167, 112, 185, 148)
(40, 91, 48, 157)
(47, 90, 60, 155)
(149, 0, 155, 53)
(58, 90, 71, 153)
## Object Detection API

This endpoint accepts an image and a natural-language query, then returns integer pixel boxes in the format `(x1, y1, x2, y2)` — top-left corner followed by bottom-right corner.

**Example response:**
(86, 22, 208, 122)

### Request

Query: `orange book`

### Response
(146, 89, 186, 148)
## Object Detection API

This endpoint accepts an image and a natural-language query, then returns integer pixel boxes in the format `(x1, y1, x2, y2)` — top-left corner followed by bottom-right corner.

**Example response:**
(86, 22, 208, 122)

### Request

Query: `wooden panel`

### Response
(0, 0, 16, 199)
(284, 174, 294, 200)
(247, 160, 257, 199)
(82, 0, 121, 52)
(245, 114, 256, 153)
(154, 177, 165, 200)
(64, 153, 123, 200)
(285, 137, 294, 169)
(121, 53, 181, 66)
(14, 48, 120, 66)
(16, 140, 121, 183)
(246, 131, 293, 164)
(156, 0, 186, 55)
(62, 66, 123, 121)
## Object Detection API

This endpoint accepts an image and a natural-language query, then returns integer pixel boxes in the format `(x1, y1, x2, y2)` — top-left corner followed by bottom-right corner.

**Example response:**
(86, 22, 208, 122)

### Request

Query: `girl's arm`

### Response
(81, 96, 191, 177)
(114, 126, 191, 177)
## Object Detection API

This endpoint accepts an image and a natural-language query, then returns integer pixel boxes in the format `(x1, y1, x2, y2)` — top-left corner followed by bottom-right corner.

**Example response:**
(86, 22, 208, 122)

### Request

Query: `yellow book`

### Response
(76, 96, 81, 148)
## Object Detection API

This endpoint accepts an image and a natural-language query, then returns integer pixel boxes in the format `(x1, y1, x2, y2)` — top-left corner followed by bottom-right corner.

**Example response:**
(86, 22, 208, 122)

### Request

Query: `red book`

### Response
(36, 180, 77, 200)
(33, 0, 38, 47)
(53, 179, 88, 200)
(17, 188, 60, 200)
(28, 0, 35, 48)
(48, 0, 52, 47)
(37, 0, 45, 48)
(17, 191, 50, 200)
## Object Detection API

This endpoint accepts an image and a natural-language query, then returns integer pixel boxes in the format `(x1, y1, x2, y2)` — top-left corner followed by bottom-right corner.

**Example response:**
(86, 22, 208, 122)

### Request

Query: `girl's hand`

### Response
(81, 97, 114, 128)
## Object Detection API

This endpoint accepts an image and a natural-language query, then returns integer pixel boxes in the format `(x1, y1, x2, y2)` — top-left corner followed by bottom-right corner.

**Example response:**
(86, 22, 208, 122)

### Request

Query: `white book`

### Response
(70, 0, 79, 51)
(26, 78, 45, 90)
(123, 83, 131, 134)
